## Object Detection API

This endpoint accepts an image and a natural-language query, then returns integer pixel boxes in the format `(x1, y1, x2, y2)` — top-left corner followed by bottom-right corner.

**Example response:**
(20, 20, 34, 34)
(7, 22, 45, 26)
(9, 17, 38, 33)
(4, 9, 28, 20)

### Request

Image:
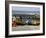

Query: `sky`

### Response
(12, 6, 40, 15)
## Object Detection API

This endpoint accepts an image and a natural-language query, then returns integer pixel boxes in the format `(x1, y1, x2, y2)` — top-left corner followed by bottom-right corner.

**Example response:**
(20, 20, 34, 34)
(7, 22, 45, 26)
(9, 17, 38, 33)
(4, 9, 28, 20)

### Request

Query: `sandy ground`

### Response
(12, 25, 40, 31)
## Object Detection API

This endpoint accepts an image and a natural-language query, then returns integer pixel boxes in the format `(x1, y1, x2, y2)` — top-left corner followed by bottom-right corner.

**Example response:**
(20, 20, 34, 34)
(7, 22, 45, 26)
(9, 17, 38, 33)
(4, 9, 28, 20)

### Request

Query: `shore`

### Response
(12, 25, 40, 31)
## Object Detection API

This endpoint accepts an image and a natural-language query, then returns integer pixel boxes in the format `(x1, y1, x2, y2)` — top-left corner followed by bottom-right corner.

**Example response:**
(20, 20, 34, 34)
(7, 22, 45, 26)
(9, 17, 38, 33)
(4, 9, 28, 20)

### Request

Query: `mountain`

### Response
(12, 11, 40, 15)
